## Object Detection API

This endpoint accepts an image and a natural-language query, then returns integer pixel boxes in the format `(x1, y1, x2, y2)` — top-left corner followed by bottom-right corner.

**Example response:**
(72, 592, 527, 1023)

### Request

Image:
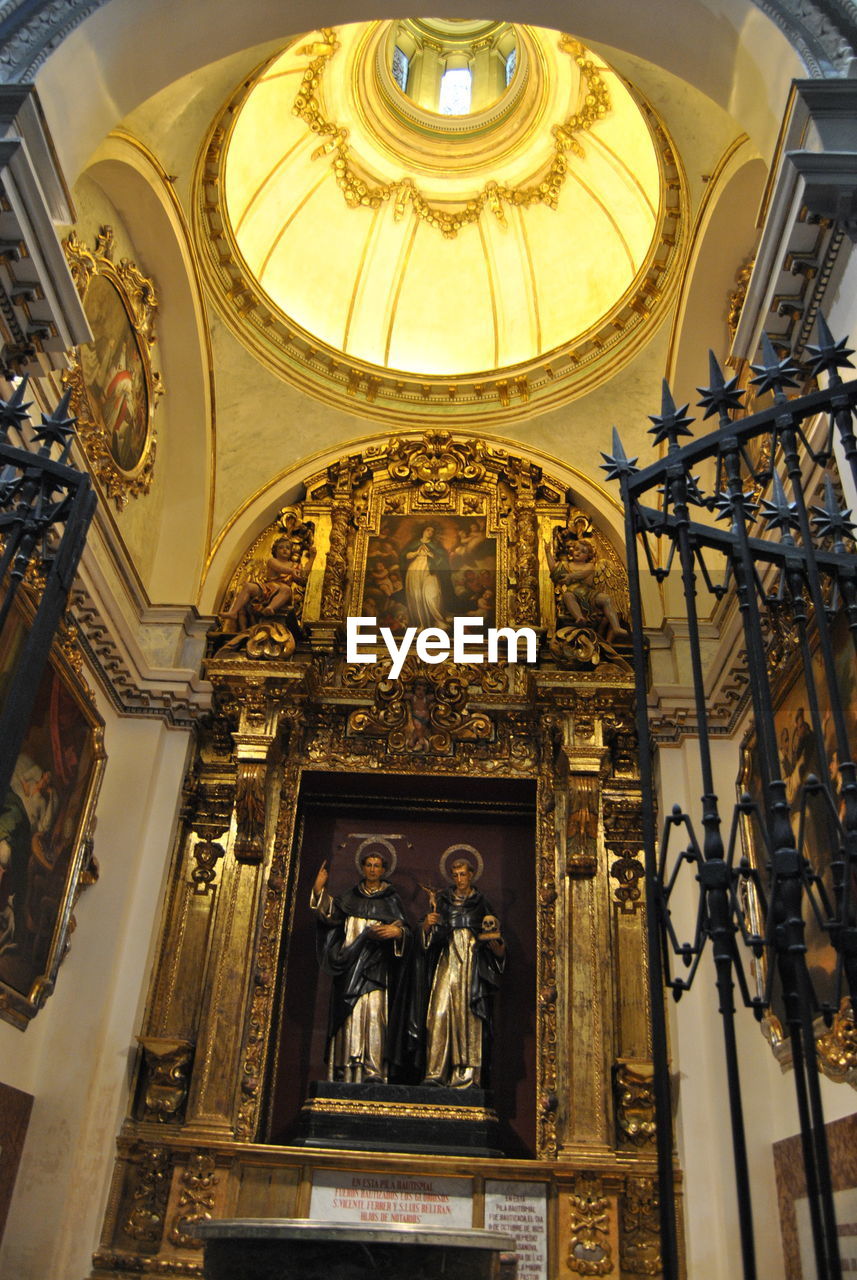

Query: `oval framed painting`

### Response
(63, 226, 163, 509)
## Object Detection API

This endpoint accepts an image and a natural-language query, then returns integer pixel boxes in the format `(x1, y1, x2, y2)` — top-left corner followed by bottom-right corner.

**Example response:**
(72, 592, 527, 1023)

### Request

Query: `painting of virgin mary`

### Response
(400, 523, 454, 628)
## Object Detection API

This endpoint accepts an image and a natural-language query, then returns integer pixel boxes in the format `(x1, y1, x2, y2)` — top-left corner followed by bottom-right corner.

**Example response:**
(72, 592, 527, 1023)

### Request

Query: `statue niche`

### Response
(267, 772, 535, 1160)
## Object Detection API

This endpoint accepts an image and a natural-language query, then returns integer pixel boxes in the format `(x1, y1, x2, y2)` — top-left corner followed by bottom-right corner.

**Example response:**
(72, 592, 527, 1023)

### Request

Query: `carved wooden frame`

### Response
(62, 225, 163, 510)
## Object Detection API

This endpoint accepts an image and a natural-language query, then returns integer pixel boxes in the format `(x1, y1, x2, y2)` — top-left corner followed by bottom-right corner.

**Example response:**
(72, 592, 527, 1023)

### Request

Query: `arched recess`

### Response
(667, 141, 767, 403)
(198, 430, 663, 626)
(32, 0, 805, 187)
(80, 133, 214, 603)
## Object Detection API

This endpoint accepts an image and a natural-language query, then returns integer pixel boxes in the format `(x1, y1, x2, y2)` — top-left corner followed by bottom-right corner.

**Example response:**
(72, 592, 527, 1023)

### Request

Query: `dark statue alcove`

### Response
(264, 771, 537, 1157)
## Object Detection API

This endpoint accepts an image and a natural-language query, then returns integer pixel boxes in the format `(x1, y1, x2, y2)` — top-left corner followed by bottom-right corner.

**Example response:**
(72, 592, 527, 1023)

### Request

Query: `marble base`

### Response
(292, 1081, 504, 1156)
(192, 1219, 517, 1280)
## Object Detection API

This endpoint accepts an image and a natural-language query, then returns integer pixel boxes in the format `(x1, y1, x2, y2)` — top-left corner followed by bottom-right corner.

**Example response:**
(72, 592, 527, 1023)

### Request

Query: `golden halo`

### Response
(439, 843, 484, 883)
(354, 837, 398, 875)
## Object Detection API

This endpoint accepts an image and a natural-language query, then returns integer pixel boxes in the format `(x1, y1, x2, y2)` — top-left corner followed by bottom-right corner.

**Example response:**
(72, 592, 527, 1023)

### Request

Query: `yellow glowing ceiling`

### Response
(218, 22, 666, 379)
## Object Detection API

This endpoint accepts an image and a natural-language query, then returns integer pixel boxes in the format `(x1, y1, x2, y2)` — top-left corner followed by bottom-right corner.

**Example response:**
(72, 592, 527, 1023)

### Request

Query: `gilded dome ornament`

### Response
(292, 28, 611, 239)
(194, 22, 687, 421)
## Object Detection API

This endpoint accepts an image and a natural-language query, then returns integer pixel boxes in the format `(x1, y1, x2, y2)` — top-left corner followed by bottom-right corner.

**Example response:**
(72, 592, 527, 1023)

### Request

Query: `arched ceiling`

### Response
(196, 21, 686, 423)
(221, 24, 661, 380)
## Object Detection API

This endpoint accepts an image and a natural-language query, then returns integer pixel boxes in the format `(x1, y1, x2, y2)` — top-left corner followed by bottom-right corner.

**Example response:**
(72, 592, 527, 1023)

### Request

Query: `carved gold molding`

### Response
(62, 226, 163, 510)
(300, 1098, 496, 1122)
(817, 1000, 857, 1086)
(294, 29, 609, 239)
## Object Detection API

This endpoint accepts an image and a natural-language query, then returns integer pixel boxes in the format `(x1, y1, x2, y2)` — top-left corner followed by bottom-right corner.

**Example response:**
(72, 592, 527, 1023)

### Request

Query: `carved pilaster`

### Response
(167, 1152, 219, 1249)
(318, 462, 356, 624)
(137, 1039, 194, 1124)
(231, 677, 280, 864)
(120, 1146, 171, 1251)
(509, 461, 541, 627)
(620, 1176, 661, 1276)
(566, 1175, 614, 1275)
(603, 787, 650, 1068)
(536, 711, 561, 1158)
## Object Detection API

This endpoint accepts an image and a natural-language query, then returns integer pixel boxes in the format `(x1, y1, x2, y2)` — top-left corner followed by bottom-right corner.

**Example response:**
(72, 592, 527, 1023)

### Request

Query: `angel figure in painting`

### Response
(421, 847, 505, 1089)
(311, 847, 409, 1083)
(544, 536, 629, 643)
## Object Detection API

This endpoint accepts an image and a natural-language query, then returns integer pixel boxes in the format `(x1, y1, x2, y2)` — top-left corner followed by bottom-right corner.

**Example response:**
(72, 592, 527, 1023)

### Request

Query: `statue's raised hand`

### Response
(312, 861, 329, 896)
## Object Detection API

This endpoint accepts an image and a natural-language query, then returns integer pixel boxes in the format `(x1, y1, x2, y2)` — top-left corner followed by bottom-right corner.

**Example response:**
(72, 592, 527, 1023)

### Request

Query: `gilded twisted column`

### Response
(507, 460, 541, 627)
(319, 462, 356, 623)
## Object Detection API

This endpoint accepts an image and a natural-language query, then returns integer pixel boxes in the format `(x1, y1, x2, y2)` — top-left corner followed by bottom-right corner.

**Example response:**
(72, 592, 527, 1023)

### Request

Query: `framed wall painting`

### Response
(359, 512, 498, 633)
(737, 612, 857, 1085)
(0, 597, 106, 1029)
(774, 1113, 857, 1278)
(63, 224, 163, 510)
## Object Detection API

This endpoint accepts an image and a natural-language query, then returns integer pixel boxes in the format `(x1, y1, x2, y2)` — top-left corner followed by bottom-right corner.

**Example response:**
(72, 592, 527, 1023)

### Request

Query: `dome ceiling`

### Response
(195, 21, 687, 423)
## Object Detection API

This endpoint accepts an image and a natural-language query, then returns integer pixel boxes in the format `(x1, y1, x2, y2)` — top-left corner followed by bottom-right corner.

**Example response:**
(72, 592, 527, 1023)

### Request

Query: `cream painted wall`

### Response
(0, 691, 191, 1280)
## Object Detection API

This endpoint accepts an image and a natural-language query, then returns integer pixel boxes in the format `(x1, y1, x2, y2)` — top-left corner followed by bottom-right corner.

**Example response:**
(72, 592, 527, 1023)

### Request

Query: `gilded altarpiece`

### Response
(89, 434, 679, 1279)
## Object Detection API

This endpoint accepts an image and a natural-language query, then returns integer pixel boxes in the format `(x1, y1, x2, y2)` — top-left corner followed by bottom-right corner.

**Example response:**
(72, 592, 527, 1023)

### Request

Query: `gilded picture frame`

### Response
(737, 612, 857, 1087)
(0, 596, 106, 1030)
(63, 225, 163, 510)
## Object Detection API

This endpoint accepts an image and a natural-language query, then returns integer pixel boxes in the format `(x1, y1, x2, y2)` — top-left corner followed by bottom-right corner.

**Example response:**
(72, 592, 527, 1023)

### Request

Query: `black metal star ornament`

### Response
(712, 489, 759, 523)
(697, 350, 745, 421)
(749, 333, 801, 399)
(0, 376, 33, 442)
(648, 380, 694, 448)
(804, 312, 855, 382)
(600, 427, 639, 483)
(758, 470, 799, 534)
(31, 389, 76, 456)
(811, 473, 856, 541)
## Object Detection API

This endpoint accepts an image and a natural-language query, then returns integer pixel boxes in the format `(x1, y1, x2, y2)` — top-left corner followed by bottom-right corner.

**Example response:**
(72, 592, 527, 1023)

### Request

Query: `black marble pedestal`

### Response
(292, 1081, 504, 1156)
(193, 1220, 517, 1280)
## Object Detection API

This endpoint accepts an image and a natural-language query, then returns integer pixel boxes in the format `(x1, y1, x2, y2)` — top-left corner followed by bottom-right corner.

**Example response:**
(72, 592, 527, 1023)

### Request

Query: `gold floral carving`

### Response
(348, 664, 493, 755)
(233, 761, 267, 863)
(167, 1153, 219, 1250)
(387, 432, 487, 500)
(817, 1000, 857, 1085)
(567, 1176, 613, 1275)
(536, 712, 561, 1158)
(610, 848, 645, 913)
(614, 1062, 657, 1146)
(567, 774, 599, 876)
(122, 1145, 171, 1245)
(294, 30, 610, 239)
(62, 226, 163, 510)
(190, 839, 225, 894)
(727, 258, 755, 341)
(137, 1039, 194, 1123)
(621, 1177, 662, 1275)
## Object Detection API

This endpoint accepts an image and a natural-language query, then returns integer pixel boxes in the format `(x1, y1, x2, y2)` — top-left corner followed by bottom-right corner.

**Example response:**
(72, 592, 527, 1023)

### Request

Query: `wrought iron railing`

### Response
(604, 320, 857, 1280)
(0, 376, 95, 805)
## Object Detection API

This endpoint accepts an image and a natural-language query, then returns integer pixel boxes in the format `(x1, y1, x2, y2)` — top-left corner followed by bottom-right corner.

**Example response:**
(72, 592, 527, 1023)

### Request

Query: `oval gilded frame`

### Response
(63, 225, 163, 510)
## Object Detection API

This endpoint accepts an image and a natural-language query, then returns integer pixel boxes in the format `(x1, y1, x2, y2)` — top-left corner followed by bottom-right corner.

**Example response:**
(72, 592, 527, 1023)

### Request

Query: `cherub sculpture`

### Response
(544, 532, 629, 644)
(219, 524, 316, 638)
